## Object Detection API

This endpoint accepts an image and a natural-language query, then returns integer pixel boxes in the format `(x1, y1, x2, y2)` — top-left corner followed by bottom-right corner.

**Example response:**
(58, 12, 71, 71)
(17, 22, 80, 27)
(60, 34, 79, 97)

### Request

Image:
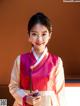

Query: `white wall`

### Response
(65, 87, 80, 106)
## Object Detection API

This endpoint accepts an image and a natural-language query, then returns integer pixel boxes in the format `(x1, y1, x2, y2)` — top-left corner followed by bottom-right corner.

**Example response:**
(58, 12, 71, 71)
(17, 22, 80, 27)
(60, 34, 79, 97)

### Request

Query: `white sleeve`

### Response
(55, 57, 66, 106)
(8, 55, 27, 105)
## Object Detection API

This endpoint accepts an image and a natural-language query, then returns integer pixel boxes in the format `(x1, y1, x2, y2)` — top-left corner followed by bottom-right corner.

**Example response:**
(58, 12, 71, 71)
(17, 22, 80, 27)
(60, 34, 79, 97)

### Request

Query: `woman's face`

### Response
(29, 23, 51, 52)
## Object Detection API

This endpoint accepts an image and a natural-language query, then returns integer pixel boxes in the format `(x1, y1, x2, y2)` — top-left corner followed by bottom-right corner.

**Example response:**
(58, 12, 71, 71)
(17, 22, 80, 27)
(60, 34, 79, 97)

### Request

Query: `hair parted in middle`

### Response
(28, 12, 53, 34)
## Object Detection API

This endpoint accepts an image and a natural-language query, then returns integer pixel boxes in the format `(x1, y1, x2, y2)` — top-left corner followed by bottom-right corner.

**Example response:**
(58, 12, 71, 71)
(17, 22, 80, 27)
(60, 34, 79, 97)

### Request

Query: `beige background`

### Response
(0, 0, 80, 84)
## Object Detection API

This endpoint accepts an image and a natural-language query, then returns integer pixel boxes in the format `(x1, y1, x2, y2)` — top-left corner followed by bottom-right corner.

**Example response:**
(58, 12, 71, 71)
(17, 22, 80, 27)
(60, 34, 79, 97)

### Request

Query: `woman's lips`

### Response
(35, 42, 44, 45)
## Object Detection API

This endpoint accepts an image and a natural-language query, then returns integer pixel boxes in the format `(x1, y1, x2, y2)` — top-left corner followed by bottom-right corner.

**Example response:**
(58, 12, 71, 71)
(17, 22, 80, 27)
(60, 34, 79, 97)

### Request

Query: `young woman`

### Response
(9, 12, 65, 106)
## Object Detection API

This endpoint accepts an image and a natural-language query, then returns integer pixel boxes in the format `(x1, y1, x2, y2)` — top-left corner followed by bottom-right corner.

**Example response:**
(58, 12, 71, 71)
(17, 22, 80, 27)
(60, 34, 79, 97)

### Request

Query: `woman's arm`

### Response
(55, 57, 65, 106)
(8, 55, 27, 105)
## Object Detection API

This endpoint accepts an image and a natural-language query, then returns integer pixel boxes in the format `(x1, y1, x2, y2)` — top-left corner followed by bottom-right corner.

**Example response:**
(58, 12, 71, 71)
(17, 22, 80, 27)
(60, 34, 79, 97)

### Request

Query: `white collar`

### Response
(32, 47, 48, 61)
(31, 47, 48, 69)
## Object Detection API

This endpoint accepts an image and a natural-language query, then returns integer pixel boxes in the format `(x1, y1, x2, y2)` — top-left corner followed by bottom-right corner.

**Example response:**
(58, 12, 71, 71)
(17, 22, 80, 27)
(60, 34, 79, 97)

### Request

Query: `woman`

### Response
(9, 12, 65, 106)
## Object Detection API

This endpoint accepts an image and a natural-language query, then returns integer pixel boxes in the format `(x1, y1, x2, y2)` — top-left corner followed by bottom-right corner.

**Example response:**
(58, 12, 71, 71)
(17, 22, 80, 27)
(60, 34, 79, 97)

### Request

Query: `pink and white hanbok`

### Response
(9, 47, 65, 106)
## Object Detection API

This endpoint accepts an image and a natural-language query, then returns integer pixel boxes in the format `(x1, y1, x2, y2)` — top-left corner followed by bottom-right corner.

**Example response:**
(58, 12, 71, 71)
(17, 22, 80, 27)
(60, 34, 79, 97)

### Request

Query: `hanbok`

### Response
(9, 47, 65, 106)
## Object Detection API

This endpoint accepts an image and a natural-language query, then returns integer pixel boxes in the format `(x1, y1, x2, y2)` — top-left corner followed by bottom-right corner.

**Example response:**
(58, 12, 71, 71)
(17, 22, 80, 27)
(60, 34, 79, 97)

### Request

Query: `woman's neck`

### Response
(33, 47, 45, 58)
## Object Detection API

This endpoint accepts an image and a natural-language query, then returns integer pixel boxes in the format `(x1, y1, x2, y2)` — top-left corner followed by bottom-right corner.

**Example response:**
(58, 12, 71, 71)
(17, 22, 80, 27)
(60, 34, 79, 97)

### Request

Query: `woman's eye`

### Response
(32, 33, 37, 36)
(42, 34, 46, 36)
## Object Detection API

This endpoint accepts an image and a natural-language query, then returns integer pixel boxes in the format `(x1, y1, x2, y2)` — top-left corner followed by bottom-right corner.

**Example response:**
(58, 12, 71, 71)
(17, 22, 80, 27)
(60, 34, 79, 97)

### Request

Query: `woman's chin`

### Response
(34, 46, 45, 52)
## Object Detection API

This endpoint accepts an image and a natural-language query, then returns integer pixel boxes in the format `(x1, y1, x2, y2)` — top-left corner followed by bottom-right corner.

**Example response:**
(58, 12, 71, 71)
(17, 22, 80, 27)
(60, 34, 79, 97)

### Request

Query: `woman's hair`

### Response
(28, 12, 52, 34)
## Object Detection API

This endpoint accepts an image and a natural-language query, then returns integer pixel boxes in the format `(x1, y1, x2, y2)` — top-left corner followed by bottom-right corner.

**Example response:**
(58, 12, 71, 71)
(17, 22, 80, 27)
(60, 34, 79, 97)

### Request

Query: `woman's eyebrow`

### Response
(42, 31, 47, 33)
(30, 30, 37, 32)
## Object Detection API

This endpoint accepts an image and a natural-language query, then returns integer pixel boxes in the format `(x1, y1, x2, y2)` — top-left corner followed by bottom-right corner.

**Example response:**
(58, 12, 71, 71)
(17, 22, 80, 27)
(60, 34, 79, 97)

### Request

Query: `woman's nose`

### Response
(37, 36, 43, 41)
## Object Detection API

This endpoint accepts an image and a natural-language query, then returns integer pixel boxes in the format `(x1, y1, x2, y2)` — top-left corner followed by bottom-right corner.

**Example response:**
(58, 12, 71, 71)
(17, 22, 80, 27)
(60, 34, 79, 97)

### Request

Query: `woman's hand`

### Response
(26, 90, 41, 105)
(26, 95, 41, 105)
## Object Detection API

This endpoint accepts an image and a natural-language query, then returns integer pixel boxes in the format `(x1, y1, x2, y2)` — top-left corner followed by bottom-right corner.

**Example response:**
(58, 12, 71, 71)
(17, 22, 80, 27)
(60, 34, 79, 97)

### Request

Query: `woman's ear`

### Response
(28, 35, 33, 43)
(49, 32, 52, 39)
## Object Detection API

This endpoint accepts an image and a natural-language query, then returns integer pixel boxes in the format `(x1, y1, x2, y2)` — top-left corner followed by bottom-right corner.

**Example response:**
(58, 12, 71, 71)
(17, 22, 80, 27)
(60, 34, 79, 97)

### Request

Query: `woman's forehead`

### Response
(30, 24, 49, 33)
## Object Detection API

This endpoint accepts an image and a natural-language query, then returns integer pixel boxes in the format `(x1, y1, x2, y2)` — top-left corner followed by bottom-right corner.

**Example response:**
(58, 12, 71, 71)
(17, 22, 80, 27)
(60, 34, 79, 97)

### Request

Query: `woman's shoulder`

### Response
(50, 53, 63, 65)
(18, 51, 31, 57)
(20, 51, 31, 56)
(14, 52, 31, 61)
(50, 53, 63, 60)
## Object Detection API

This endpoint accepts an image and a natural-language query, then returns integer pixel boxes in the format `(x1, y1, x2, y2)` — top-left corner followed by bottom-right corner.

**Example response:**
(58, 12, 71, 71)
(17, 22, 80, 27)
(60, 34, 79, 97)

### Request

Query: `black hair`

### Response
(28, 12, 52, 34)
